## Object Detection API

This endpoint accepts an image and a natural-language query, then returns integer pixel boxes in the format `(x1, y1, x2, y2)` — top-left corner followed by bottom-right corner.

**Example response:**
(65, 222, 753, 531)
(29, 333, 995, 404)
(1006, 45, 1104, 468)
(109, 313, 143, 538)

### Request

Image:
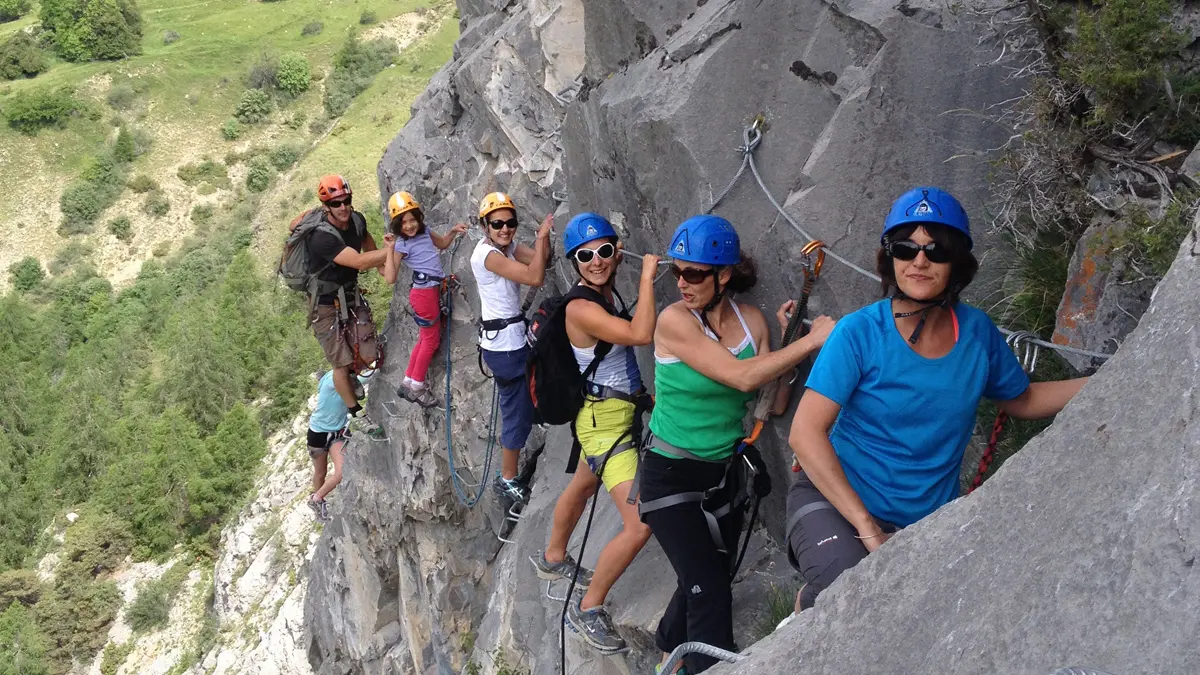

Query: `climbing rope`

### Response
(709, 118, 1115, 362)
(440, 236, 498, 508)
(969, 332, 1042, 491)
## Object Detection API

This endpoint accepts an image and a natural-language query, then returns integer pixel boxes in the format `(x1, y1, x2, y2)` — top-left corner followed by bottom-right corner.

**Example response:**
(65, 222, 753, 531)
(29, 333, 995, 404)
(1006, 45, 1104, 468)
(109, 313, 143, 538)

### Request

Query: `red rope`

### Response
(970, 411, 1009, 493)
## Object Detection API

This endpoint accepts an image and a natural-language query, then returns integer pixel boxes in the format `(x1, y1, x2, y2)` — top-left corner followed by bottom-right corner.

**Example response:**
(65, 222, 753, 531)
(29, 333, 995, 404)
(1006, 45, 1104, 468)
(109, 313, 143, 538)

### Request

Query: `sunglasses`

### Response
(487, 218, 519, 231)
(573, 242, 616, 264)
(669, 265, 716, 284)
(888, 239, 952, 264)
(327, 198, 352, 208)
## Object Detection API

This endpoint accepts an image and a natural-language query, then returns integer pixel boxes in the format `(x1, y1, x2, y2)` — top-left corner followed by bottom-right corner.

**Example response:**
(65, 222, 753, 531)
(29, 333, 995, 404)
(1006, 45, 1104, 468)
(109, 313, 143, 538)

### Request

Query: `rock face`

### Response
(305, 0, 1031, 673)
(1053, 218, 1157, 373)
(718, 217, 1200, 675)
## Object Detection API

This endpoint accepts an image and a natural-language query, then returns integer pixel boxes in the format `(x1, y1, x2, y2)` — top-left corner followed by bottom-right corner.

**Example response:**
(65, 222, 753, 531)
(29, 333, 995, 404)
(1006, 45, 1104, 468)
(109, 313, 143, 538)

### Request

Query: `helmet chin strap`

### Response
(892, 290, 948, 345)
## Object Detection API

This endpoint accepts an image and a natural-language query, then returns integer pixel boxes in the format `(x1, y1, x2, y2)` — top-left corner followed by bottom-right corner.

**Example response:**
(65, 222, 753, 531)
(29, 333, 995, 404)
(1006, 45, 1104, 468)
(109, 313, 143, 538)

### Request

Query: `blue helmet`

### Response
(563, 212, 618, 254)
(667, 215, 741, 266)
(882, 187, 972, 250)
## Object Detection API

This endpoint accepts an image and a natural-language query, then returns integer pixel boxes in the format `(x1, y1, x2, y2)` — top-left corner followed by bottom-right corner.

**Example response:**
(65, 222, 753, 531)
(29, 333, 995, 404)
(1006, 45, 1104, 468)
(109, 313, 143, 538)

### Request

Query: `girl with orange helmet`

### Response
(381, 191, 467, 407)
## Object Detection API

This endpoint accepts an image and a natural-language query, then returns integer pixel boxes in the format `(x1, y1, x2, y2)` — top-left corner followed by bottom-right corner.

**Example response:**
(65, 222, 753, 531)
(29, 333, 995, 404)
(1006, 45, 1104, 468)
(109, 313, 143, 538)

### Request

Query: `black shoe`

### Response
(492, 475, 530, 505)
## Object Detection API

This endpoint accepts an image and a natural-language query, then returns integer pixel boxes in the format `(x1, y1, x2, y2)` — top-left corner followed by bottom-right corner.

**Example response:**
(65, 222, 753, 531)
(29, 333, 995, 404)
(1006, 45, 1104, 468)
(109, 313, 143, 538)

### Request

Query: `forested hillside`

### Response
(0, 0, 458, 671)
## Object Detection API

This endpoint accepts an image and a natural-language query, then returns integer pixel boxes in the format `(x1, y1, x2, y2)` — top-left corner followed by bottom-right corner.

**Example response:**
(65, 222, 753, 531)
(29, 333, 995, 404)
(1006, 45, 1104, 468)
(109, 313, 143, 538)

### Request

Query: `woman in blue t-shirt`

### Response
(784, 186, 1088, 614)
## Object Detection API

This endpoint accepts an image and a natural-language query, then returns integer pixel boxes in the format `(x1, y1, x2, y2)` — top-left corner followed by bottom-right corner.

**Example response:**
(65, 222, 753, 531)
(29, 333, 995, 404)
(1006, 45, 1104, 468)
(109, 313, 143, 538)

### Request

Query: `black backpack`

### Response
(526, 285, 625, 426)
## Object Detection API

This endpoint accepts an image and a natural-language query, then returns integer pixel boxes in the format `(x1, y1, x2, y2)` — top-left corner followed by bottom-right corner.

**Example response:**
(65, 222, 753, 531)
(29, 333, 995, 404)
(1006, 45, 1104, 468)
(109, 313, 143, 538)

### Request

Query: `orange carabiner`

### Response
(800, 240, 826, 279)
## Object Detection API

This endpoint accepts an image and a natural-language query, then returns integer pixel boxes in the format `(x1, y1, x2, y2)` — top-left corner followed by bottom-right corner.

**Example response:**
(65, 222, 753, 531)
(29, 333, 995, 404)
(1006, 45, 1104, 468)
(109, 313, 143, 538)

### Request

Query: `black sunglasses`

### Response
(327, 198, 352, 208)
(488, 218, 519, 231)
(888, 239, 953, 264)
(669, 265, 716, 284)
(573, 243, 616, 264)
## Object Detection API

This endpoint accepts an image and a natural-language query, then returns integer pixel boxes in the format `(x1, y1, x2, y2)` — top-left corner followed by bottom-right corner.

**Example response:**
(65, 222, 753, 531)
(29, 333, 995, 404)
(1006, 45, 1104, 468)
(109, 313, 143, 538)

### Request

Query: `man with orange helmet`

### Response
(307, 175, 388, 426)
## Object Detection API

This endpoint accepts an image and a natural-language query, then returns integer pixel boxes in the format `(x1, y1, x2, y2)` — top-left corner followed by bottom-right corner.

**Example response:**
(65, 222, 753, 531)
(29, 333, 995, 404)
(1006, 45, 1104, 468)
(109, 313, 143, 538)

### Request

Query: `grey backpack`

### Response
(278, 208, 364, 298)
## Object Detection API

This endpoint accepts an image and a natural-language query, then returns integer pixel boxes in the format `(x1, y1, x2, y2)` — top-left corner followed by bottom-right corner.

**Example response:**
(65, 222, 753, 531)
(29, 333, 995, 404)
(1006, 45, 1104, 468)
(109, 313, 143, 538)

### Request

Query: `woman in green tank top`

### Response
(642, 215, 834, 674)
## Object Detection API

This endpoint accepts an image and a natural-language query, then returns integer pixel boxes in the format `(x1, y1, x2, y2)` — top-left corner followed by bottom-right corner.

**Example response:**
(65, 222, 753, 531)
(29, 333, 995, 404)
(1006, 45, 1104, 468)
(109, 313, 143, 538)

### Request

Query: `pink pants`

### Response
(406, 287, 442, 384)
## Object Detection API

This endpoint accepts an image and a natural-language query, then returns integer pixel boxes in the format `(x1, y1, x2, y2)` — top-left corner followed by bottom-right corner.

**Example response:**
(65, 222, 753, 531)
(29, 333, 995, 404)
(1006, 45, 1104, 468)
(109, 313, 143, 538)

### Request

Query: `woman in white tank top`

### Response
(469, 192, 554, 506)
(529, 213, 661, 654)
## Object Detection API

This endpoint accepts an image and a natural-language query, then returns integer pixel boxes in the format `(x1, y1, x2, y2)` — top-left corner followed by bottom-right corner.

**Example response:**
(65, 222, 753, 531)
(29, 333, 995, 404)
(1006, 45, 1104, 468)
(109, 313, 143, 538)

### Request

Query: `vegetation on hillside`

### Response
(39, 0, 143, 62)
(978, 0, 1199, 483)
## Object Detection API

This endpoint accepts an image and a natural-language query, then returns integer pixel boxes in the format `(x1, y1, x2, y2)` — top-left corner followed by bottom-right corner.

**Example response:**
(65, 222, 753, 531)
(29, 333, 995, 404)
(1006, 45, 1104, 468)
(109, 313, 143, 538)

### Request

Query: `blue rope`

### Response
(442, 266, 498, 508)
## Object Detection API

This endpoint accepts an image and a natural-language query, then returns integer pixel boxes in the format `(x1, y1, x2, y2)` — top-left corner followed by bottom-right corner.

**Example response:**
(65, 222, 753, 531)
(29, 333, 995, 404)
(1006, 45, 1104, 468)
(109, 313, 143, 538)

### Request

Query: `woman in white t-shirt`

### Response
(469, 192, 553, 505)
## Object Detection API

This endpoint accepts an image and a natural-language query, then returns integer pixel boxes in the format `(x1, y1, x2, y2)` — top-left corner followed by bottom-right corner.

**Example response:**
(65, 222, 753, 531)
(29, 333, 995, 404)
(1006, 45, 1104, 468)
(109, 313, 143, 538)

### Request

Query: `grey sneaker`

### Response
(529, 550, 593, 589)
(398, 383, 440, 409)
(307, 497, 329, 522)
(565, 597, 626, 653)
(492, 475, 530, 505)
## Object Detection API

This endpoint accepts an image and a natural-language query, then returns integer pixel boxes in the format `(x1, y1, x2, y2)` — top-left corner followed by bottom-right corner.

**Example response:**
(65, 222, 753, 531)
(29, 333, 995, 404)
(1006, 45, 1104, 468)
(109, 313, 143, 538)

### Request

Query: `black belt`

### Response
(412, 270, 444, 285)
(479, 315, 525, 332)
(583, 381, 639, 405)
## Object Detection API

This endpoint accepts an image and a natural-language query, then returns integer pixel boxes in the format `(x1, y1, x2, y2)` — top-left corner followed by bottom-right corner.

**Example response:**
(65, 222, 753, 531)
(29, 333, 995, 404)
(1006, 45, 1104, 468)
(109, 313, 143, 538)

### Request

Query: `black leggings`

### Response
(640, 452, 742, 673)
(786, 471, 898, 609)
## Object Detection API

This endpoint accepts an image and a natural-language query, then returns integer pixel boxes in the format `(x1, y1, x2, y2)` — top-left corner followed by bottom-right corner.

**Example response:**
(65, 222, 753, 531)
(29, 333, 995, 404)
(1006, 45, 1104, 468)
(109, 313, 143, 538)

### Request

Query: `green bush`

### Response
(107, 216, 132, 242)
(0, 602, 50, 675)
(221, 117, 242, 140)
(39, 0, 143, 62)
(268, 144, 298, 171)
(359, 9, 377, 24)
(8, 256, 45, 291)
(0, 569, 41, 606)
(3, 88, 78, 133)
(36, 576, 122, 672)
(143, 190, 169, 217)
(1061, 0, 1186, 127)
(99, 641, 133, 675)
(106, 82, 136, 110)
(276, 52, 310, 98)
(60, 181, 106, 233)
(177, 158, 229, 190)
(234, 88, 272, 124)
(151, 240, 170, 257)
(245, 156, 273, 192)
(162, 30, 180, 45)
(323, 32, 397, 116)
(0, 32, 48, 80)
(190, 203, 214, 226)
(0, 0, 32, 22)
(113, 125, 136, 162)
(127, 174, 157, 193)
(300, 21, 322, 37)
(127, 563, 187, 634)
(285, 111, 307, 130)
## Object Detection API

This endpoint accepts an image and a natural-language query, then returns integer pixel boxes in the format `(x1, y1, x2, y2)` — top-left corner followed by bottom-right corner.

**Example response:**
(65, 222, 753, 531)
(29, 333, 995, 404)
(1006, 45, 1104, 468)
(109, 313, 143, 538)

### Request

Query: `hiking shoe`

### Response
(398, 383, 440, 409)
(307, 497, 329, 522)
(529, 550, 593, 589)
(492, 475, 530, 506)
(565, 597, 626, 653)
(655, 665, 688, 675)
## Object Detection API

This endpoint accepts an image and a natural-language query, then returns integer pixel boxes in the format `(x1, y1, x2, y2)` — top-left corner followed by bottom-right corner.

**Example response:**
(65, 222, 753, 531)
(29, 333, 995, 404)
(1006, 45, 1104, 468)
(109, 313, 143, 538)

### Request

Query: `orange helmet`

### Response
(317, 175, 352, 203)
(387, 191, 422, 219)
(478, 192, 516, 221)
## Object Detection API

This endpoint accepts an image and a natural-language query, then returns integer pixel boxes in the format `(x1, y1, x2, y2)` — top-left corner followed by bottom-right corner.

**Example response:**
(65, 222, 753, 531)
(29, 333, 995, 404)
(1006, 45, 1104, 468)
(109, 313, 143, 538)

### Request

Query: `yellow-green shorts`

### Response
(575, 397, 639, 492)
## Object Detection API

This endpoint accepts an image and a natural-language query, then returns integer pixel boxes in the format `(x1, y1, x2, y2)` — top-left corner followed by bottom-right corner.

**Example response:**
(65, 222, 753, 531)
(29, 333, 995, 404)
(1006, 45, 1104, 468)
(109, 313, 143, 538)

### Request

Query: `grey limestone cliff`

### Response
(304, 0, 1041, 673)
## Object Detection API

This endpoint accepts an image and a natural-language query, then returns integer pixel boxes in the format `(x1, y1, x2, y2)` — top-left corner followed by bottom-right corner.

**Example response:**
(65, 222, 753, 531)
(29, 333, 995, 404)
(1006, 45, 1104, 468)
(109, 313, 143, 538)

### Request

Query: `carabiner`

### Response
(800, 240, 826, 279)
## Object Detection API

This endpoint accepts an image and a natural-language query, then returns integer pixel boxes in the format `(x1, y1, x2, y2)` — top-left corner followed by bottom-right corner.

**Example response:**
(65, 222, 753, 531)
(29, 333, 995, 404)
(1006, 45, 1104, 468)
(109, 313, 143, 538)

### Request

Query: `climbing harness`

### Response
(969, 331, 1041, 492)
(658, 642, 744, 674)
(707, 116, 1114, 363)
